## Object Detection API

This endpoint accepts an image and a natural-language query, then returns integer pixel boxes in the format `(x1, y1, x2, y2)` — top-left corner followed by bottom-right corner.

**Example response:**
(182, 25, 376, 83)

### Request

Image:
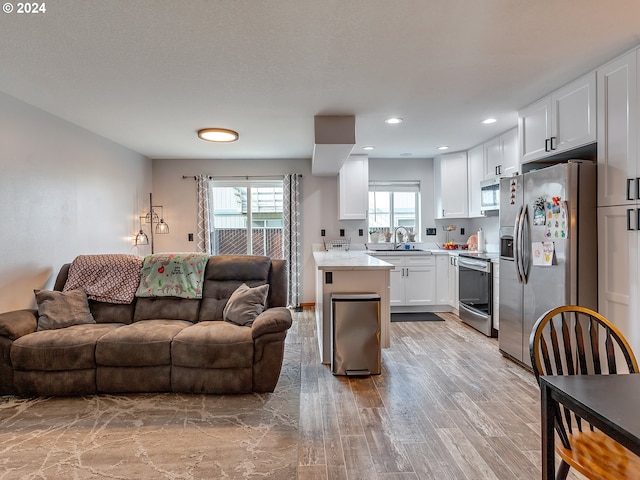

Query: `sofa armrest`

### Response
(0, 309, 38, 340)
(251, 307, 292, 339)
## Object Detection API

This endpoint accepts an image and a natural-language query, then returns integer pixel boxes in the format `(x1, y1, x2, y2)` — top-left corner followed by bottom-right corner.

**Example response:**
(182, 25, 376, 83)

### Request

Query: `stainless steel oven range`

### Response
(458, 253, 496, 337)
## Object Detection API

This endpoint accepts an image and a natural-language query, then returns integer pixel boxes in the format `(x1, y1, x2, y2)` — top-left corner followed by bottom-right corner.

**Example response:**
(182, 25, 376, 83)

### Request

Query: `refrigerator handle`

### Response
(521, 205, 531, 283)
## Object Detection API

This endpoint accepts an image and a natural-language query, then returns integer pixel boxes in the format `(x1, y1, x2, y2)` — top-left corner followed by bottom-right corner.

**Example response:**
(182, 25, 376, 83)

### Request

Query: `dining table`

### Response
(540, 374, 640, 480)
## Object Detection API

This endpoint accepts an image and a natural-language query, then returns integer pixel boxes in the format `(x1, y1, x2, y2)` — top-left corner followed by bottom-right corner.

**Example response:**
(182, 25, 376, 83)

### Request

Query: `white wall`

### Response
(0, 93, 152, 311)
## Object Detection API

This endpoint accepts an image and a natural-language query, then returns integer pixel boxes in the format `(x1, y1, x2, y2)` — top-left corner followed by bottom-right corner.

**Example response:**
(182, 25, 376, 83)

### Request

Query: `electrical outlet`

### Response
(188, 233, 194, 241)
(460, 227, 465, 235)
(340, 229, 345, 237)
(321, 229, 326, 236)
(358, 229, 363, 236)
(426, 227, 437, 236)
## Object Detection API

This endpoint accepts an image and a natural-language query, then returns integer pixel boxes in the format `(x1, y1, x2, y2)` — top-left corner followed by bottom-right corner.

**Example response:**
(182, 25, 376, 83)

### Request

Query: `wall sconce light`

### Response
(135, 193, 169, 253)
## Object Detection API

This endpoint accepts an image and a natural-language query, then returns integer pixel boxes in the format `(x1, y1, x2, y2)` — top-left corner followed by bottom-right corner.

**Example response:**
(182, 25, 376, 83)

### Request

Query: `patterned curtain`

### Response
(196, 174, 211, 254)
(283, 174, 301, 308)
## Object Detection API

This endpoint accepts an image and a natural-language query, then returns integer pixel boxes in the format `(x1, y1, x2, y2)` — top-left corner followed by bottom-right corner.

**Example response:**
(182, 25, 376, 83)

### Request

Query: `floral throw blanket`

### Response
(136, 253, 208, 299)
(63, 254, 143, 304)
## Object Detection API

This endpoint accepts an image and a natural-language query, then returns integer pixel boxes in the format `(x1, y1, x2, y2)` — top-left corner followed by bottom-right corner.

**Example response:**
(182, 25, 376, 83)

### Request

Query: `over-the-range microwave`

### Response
(480, 178, 500, 215)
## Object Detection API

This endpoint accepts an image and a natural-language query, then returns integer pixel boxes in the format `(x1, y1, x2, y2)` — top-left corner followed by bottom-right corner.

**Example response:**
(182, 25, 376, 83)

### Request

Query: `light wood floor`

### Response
(291, 308, 585, 480)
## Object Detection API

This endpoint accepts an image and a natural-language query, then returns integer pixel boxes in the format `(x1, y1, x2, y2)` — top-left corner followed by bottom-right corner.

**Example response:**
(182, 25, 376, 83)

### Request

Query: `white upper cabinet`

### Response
(597, 50, 638, 207)
(467, 144, 484, 217)
(519, 72, 596, 163)
(483, 128, 518, 179)
(435, 151, 468, 219)
(338, 154, 368, 220)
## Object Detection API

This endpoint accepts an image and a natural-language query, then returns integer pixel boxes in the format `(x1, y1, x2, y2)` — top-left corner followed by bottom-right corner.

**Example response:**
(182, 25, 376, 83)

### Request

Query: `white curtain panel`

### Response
(196, 174, 211, 254)
(284, 174, 301, 308)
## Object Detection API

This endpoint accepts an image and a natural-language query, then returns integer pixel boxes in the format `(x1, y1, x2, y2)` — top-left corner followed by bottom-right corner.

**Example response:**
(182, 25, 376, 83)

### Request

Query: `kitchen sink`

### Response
(366, 249, 432, 255)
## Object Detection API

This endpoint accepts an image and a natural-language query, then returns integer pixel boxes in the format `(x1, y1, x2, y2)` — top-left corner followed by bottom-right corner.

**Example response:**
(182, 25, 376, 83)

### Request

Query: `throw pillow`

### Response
(34, 289, 96, 331)
(223, 283, 270, 327)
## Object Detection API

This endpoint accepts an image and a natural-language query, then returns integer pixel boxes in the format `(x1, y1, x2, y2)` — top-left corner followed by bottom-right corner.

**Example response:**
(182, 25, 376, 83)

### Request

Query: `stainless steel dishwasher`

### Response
(331, 293, 381, 376)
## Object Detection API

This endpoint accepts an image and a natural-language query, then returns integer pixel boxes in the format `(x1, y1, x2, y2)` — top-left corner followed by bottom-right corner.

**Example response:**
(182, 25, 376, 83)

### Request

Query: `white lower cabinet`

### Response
(373, 254, 437, 306)
(448, 255, 459, 311)
(597, 205, 640, 355)
(436, 255, 450, 305)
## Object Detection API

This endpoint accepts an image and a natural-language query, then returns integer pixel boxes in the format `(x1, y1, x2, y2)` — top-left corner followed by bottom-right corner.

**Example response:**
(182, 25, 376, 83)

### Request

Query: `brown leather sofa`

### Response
(0, 255, 292, 396)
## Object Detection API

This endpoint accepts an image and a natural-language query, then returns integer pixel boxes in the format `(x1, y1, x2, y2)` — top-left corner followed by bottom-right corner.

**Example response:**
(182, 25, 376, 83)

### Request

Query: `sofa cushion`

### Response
(89, 300, 136, 325)
(199, 255, 271, 321)
(34, 289, 95, 331)
(172, 321, 254, 369)
(223, 283, 269, 327)
(96, 320, 191, 367)
(134, 297, 200, 322)
(11, 323, 123, 371)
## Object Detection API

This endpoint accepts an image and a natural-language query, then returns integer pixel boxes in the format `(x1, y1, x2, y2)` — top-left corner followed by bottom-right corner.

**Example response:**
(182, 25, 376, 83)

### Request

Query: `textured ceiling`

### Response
(1, 0, 639, 160)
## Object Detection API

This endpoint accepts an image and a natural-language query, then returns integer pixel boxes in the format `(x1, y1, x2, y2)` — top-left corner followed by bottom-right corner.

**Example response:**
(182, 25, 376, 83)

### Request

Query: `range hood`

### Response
(311, 115, 355, 176)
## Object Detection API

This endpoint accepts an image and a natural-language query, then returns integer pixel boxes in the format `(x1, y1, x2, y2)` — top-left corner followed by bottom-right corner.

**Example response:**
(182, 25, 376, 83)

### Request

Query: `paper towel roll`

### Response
(477, 228, 485, 253)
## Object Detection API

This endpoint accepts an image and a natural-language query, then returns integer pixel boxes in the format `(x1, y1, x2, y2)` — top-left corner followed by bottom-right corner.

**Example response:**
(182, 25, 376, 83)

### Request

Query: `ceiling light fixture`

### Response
(197, 128, 239, 142)
(481, 118, 497, 124)
(363, 146, 375, 151)
(437, 146, 450, 151)
(384, 117, 403, 124)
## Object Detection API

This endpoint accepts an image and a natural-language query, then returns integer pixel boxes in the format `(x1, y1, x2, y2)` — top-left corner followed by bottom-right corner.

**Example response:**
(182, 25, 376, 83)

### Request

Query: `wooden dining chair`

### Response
(529, 305, 640, 480)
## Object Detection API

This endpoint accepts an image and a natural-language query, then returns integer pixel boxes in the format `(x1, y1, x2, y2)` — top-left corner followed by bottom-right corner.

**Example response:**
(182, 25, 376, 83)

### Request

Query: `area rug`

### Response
(0, 347, 301, 479)
(390, 312, 444, 322)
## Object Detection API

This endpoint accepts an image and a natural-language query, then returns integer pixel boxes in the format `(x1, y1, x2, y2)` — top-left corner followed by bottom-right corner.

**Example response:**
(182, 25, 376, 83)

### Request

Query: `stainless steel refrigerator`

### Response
(498, 161, 597, 367)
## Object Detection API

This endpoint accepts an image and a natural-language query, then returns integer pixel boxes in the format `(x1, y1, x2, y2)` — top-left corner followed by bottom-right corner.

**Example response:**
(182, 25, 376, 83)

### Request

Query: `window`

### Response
(210, 180, 284, 258)
(368, 181, 420, 235)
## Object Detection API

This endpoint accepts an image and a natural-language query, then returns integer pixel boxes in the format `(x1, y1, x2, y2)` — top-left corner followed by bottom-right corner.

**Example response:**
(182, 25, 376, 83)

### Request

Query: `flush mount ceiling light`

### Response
(384, 117, 403, 124)
(481, 118, 497, 124)
(437, 146, 450, 151)
(363, 145, 375, 151)
(197, 128, 239, 142)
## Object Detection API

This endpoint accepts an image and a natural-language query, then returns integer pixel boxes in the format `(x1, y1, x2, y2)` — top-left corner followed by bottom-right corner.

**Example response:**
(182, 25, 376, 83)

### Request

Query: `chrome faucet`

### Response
(393, 226, 409, 250)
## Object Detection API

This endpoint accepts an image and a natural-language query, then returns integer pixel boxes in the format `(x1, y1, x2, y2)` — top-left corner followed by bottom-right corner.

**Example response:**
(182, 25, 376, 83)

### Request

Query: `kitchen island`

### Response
(313, 250, 393, 364)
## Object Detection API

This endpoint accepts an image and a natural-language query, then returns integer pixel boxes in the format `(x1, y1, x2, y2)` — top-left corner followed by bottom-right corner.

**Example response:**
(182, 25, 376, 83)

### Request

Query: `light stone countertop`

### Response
(312, 250, 394, 270)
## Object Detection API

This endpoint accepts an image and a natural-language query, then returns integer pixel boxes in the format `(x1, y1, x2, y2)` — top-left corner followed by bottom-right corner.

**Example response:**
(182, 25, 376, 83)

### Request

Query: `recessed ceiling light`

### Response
(481, 118, 497, 124)
(384, 117, 403, 124)
(363, 146, 375, 151)
(197, 128, 239, 142)
(437, 146, 450, 150)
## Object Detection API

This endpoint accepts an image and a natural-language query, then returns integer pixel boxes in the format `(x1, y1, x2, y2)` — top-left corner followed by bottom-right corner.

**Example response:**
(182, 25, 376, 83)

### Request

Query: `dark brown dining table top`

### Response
(540, 374, 640, 456)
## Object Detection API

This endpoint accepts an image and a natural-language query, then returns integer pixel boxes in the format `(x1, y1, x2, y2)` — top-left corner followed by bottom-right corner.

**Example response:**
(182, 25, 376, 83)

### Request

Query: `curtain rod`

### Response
(182, 174, 302, 180)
